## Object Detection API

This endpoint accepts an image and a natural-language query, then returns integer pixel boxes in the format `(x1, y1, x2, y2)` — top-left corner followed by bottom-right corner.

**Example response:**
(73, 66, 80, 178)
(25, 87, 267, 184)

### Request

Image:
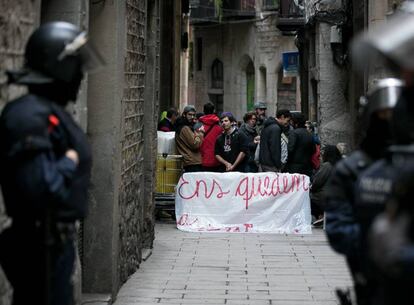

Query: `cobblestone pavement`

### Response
(113, 222, 353, 305)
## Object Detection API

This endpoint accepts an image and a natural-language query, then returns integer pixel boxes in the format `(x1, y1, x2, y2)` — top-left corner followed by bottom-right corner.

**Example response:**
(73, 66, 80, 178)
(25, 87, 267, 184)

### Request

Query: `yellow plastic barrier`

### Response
(156, 154, 183, 194)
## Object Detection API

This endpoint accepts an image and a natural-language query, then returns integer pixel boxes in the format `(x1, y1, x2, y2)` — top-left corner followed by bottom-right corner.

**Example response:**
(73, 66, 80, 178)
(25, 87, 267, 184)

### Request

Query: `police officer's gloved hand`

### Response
(369, 210, 411, 277)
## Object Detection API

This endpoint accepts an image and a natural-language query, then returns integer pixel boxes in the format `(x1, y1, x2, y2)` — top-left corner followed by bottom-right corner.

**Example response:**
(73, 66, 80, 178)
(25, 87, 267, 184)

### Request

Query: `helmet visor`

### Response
(78, 40, 105, 73)
(58, 31, 105, 73)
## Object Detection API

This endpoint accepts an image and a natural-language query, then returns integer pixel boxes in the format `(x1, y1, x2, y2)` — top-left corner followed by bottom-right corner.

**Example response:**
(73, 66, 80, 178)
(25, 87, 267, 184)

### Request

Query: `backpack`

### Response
(254, 132, 289, 165)
(311, 144, 321, 169)
(280, 133, 288, 165)
(254, 142, 260, 164)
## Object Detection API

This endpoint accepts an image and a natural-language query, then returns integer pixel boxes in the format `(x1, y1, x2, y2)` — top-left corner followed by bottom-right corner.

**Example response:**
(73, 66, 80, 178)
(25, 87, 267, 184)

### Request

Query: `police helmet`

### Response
(8, 22, 104, 85)
(360, 78, 405, 117)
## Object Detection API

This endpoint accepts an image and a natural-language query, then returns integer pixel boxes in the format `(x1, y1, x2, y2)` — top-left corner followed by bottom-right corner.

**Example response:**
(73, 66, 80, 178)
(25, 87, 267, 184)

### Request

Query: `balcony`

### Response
(263, 0, 279, 11)
(190, 0, 255, 24)
(276, 0, 305, 33)
(222, 0, 256, 18)
(190, 0, 217, 24)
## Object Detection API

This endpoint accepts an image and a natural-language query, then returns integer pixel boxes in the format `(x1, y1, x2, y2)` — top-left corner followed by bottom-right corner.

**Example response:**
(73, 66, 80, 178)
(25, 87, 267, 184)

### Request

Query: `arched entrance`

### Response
(246, 61, 255, 111)
(209, 58, 224, 113)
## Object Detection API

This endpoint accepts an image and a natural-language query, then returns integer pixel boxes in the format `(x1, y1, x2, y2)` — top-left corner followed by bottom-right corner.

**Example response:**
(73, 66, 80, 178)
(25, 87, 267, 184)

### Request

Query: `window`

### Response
(211, 59, 223, 89)
(246, 61, 255, 111)
(277, 66, 297, 110)
(196, 37, 203, 71)
(209, 94, 223, 113)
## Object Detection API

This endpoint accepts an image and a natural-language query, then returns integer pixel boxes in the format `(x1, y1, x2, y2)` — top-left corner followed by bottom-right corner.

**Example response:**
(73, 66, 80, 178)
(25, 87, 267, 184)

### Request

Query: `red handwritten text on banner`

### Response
(175, 172, 312, 234)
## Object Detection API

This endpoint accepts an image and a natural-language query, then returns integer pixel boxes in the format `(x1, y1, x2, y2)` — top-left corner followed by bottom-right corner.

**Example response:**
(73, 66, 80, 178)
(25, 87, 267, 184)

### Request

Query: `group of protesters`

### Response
(158, 101, 345, 226)
(158, 102, 330, 176)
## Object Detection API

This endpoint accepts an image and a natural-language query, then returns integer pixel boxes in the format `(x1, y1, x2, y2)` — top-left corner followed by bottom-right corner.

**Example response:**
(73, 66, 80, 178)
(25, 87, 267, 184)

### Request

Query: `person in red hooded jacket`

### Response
(198, 102, 223, 171)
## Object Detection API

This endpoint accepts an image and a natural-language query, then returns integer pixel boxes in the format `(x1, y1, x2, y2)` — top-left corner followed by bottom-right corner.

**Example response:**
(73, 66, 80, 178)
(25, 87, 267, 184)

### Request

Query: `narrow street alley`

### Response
(113, 222, 352, 305)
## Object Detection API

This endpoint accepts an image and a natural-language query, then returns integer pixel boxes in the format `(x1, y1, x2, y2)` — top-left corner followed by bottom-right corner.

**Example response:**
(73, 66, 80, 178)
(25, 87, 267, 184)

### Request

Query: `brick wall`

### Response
(142, 0, 160, 249)
(118, 0, 147, 284)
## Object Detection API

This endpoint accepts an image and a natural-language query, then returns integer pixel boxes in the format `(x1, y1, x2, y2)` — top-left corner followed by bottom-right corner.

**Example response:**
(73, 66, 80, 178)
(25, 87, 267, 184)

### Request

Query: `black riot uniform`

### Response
(325, 78, 403, 305)
(349, 4, 414, 303)
(366, 88, 414, 305)
(325, 150, 373, 304)
(366, 146, 414, 305)
(0, 22, 103, 305)
(353, 156, 396, 305)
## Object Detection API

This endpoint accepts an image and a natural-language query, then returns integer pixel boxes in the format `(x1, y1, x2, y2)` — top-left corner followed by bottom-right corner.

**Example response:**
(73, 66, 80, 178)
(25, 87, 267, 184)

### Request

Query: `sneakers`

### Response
(156, 210, 173, 219)
(312, 217, 324, 228)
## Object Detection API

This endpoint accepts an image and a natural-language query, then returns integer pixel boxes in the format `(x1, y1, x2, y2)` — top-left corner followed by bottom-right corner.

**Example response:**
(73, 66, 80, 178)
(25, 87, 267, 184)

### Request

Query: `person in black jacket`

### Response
(215, 113, 248, 172)
(238, 111, 259, 172)
(258, 109, 291, 172)
(0, 22, 103, 305)
(285, 113, 315, 178)
(310, 145, 342, 224)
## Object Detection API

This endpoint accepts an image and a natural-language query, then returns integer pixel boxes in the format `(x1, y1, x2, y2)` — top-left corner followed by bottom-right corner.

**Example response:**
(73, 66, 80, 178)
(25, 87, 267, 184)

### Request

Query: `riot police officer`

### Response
(349, 4, 414, 304)
(367, 147, 414, 305)
(0, 22, 103, 305)
(324, 78, 403, 305)
(352, 78, 404, 305)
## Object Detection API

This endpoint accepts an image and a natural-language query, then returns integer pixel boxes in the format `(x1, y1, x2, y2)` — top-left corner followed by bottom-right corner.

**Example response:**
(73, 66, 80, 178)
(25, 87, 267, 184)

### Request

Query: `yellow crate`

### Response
(156, 154, 183, 194)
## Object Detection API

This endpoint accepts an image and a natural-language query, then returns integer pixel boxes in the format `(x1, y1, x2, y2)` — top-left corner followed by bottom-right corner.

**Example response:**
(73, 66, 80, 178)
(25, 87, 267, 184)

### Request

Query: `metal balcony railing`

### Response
(190, 0, 217, 23)
(263, 0, 279, 10)
(190, 0, 255, 23)
(276, 0, 305, 32)
(279, 0, 304, 17)
(222, 0, 255, 17)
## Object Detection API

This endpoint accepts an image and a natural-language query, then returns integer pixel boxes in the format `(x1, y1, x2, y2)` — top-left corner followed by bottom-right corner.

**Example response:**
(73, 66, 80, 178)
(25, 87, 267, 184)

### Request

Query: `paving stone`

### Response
(225, 301, 270, 305)
(113, 223, 352, 305)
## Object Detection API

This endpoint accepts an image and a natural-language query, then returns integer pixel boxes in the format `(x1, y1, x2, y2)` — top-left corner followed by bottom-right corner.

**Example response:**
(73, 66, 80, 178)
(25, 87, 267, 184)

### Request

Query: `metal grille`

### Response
(119, 0, 146, 283)
(155, 1, 160, 109)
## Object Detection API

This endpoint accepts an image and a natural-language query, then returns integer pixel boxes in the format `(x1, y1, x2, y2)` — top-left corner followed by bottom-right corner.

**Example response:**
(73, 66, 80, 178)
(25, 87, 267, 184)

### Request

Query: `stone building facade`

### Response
(298, 0, 353, 149)
(0, 2, 42, 303)
(298, 0, 405, 151)
(189, 0, 300, 120)
(0, 0, 181, 302)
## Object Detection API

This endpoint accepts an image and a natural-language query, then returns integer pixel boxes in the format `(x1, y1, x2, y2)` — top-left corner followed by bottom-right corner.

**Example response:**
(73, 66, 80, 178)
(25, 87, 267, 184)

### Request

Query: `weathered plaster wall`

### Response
(315, 22, 351, 146)
(191, 14, 297, 120)
(0, 2, 41, 303)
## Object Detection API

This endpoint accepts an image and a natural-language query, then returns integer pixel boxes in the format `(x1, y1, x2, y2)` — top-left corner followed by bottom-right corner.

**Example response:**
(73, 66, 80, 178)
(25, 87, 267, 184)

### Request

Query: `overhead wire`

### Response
(191, 12, 278, 28)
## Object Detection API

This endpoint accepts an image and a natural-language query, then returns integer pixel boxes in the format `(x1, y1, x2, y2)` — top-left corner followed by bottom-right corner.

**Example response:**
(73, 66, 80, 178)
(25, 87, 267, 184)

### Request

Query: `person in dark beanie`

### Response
(254, 101, 267, 135)
(175, 105, 204, 172)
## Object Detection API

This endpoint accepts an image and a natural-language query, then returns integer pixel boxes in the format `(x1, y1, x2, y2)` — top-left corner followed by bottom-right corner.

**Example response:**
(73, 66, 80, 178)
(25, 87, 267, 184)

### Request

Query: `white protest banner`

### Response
(175, 172, 312, 234)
